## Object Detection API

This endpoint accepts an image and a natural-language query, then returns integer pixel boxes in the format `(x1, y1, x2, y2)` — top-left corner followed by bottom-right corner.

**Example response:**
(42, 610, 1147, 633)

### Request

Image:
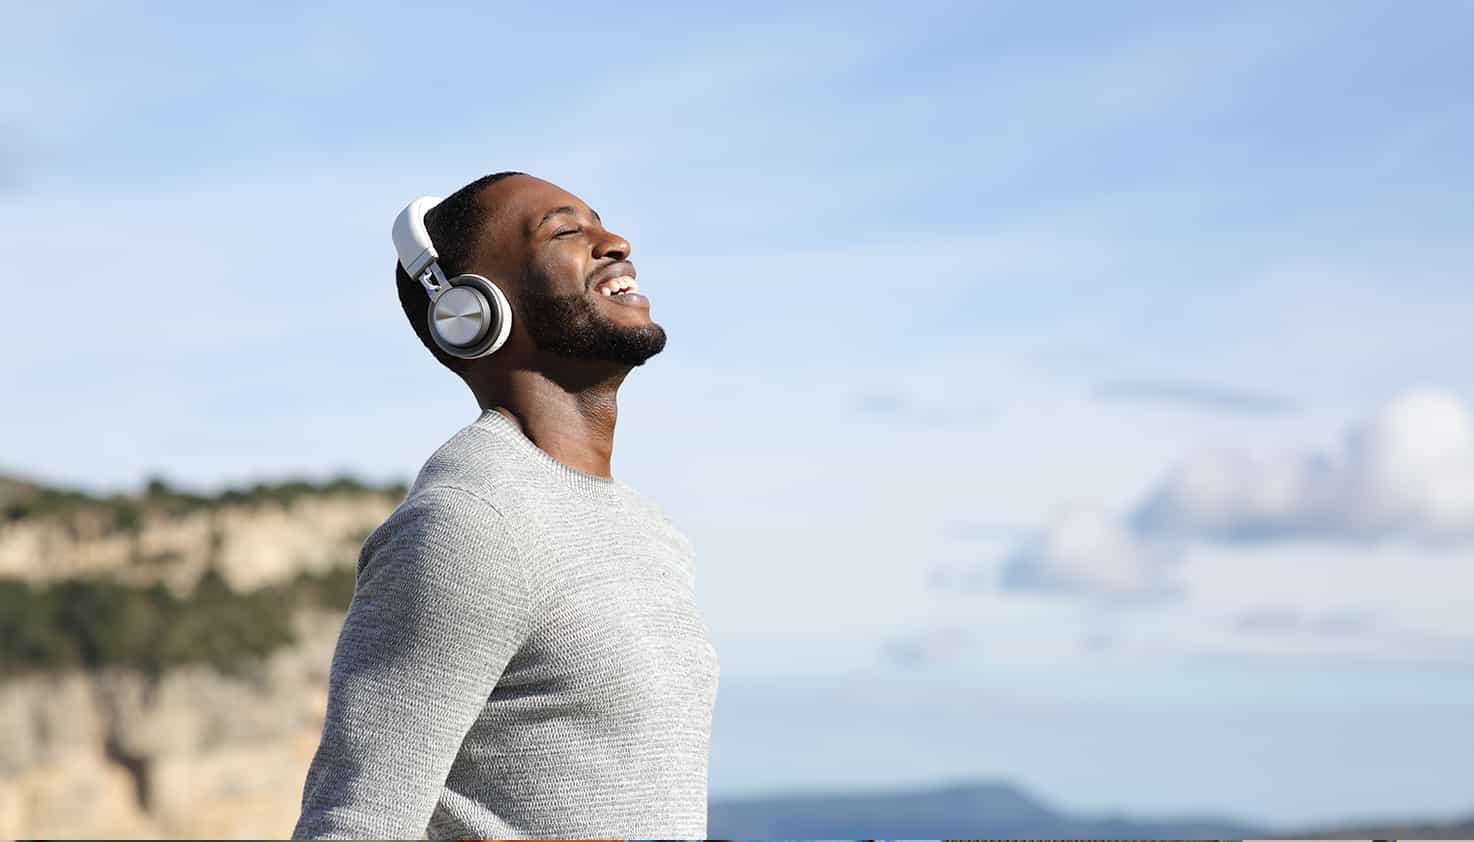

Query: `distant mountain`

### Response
(710, 777, 1474, 839)
(708, 778, 1268, 839)
(1287, 814, 1474, 839)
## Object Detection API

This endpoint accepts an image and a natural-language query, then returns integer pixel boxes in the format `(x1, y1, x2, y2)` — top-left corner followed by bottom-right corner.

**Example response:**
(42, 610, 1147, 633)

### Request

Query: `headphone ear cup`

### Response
(426, 274, 513, 360)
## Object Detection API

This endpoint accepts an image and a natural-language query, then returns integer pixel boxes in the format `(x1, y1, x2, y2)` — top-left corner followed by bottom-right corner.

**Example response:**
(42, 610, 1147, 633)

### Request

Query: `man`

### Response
(292, 172, 720, 840)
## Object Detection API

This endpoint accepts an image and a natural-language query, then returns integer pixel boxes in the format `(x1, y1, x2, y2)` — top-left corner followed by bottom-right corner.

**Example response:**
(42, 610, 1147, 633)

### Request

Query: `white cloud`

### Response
(992, 388, 1474, 608)
(1131, 447, 1342, 542)
(999, 507, 1184, 602)
(1340, 388, 1474, 538)
(1135, 388, 1474, 544)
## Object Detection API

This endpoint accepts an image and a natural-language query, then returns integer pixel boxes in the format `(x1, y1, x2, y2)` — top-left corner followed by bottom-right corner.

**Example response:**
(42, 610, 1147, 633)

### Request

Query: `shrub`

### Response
(0, 563, 360, 679)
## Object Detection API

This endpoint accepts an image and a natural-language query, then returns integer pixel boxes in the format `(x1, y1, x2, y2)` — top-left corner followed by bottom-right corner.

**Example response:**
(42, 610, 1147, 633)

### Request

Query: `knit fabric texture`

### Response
(292, 408, 720, 839)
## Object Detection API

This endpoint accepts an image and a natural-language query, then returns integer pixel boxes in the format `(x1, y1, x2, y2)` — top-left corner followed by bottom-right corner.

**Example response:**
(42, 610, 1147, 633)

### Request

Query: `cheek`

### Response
(528, 250, 587, 293)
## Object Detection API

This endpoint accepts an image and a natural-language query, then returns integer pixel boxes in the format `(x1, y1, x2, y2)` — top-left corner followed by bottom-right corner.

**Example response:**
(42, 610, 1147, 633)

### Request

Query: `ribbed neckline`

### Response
(473, 408, 623, 498)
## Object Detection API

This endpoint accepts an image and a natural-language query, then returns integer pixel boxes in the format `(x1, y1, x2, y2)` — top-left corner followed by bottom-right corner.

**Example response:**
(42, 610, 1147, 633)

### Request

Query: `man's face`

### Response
(475, 175, 666, 367)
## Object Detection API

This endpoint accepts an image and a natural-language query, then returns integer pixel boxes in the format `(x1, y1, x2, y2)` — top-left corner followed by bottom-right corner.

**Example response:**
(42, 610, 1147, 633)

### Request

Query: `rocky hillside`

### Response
(0, 472, 403, 838)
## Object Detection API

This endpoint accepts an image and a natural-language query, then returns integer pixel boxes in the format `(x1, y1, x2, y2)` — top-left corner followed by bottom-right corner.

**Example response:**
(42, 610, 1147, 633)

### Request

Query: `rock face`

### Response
(0, 611, 344, 839)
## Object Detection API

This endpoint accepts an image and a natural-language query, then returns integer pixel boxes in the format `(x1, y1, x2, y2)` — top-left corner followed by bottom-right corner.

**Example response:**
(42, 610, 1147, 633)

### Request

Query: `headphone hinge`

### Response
(418, 263, 450, 298)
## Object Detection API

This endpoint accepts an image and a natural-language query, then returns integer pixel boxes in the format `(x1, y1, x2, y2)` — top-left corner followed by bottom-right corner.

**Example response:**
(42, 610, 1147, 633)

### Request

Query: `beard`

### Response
(518, 288, 667, 366)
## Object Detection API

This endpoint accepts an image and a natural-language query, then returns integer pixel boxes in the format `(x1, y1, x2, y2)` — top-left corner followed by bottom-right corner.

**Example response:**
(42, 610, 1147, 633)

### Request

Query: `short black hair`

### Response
(396, 171, 526, 375)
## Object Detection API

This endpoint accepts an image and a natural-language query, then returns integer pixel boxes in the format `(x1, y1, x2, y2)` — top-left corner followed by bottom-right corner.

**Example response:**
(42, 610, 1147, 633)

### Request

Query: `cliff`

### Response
(0, 472, 400, 838)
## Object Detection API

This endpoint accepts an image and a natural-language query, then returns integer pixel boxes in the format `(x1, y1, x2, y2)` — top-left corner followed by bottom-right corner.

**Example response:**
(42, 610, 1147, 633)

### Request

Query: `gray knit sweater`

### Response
(292, 408, 720, 840)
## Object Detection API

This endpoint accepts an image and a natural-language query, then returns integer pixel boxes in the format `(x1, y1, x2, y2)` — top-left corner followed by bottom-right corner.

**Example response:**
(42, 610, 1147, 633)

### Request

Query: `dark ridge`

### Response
(0, 470, 409, 531)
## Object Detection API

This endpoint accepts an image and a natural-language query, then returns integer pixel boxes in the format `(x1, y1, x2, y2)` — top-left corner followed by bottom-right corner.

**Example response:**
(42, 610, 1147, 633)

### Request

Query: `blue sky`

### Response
(4, 0, 1474, 827)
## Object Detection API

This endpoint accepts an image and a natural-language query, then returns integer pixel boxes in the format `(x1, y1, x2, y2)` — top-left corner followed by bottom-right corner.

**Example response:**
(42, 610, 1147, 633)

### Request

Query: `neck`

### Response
(466, 357, 631, 479)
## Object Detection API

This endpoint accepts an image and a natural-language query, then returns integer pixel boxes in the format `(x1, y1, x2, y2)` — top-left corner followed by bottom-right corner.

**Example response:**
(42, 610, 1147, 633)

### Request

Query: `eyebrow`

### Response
(538, 205, 602, 228)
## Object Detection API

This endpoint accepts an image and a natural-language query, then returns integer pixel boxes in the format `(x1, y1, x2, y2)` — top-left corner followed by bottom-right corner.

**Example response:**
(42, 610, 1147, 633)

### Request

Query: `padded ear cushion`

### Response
(426, 274, 513, 359)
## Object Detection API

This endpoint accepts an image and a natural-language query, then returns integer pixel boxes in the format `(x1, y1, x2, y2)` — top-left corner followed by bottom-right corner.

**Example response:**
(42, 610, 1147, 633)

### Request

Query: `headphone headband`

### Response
(392, 195, 445, 282)
(390, 191, 514, 360)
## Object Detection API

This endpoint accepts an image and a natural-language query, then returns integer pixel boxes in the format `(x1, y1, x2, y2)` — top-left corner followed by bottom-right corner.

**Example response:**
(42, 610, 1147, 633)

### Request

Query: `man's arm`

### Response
(292, 486, 533, 839)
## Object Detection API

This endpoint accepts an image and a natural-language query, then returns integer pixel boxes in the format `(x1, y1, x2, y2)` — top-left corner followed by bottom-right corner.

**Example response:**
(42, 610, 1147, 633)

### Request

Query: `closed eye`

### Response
(554, 227, 581, 238)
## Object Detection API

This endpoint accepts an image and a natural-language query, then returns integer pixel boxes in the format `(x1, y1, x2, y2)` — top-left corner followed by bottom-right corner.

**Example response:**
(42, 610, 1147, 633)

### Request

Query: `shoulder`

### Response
(335, 485, 537, 679)
(374, 483, 510, 537)
(356, 484, 526, 591)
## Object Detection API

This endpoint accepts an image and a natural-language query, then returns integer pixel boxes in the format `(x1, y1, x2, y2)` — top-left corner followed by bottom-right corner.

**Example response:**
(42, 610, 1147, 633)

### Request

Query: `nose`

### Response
(592, 227, 631, 262)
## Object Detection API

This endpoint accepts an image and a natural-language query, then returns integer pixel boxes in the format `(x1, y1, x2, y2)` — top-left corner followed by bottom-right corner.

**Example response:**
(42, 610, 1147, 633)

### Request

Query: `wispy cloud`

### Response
(938, 521, 1038, 542)
(1311, 609, 1375, 637)
(1093, 380, 1299, 415)
(1234, 606, 1375, 637)
(928, 562, 994, 593)
(852, 392, 909, 416)
(878, 625, 972, 668)
(1080, 629, 1116, 652)
(849, 391, 990, 428)
(1233, 606, 1303, 633)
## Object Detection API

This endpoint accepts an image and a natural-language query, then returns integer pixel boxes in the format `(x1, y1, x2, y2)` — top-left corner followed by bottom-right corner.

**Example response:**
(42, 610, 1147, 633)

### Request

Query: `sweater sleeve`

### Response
(292, 486, 533, 839)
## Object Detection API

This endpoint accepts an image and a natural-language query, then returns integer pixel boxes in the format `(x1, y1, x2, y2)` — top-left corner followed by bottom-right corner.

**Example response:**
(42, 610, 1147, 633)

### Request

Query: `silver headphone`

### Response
(392, 196, 514, 360)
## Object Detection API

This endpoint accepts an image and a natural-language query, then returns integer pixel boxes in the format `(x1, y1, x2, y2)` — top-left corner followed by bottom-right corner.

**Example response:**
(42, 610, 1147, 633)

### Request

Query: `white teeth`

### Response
(596, 275, 637, 296)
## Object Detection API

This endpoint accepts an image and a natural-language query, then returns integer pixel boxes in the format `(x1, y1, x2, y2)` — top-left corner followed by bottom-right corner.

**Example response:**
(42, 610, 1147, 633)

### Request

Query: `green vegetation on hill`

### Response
(0, 472, 409, 530)
(0, 564, 358, 678)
